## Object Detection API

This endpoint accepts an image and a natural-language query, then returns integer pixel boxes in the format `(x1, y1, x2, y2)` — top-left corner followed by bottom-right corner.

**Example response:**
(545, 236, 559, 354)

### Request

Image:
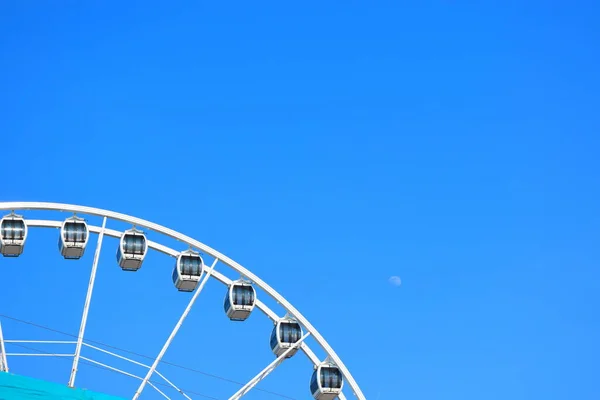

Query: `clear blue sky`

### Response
(1, 2, 599, 400)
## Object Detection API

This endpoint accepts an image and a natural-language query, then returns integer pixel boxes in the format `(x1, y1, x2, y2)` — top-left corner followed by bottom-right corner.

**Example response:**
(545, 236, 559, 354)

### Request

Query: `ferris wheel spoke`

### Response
(228, 331, 311, 400)
(132, 258, 219, 400)
(69, 216, 107, 388)
(0, 321, 9, 372)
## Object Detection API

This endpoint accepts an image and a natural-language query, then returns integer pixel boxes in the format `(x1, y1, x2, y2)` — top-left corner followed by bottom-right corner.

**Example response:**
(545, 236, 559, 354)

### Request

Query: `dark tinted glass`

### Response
(123, 234, 145, 255)
(280, 322, 301, 344)
(63, 222, 87, 243)
(320, 367, 343, 389)
(1, 219, 25, 240)
(180, 255, 202, 276)
(232, 285, 255, 306)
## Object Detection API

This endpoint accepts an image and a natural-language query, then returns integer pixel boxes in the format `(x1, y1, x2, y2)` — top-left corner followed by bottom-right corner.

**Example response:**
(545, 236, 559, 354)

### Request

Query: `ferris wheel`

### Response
(0, 202, 366, 400)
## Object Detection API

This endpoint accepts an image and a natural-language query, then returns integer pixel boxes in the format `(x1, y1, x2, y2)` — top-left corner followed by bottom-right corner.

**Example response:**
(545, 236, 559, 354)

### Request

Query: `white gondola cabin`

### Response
(117, 228, 148, 271)
(310, 362, 344, 400)
(270, 318, 303, 358)
(0, 213, 27, 257)
(58, 216, 89, 259)
(172, 250, 204, 292)
(224, 280, 256, 321)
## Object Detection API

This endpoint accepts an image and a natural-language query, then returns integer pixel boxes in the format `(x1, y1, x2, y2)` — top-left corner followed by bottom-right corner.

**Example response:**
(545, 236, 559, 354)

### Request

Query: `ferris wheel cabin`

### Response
(117, 228, 148, 271)
(224, 280, 256, 321)
(310, 363, 344, 400)
(172, 250, 204, 292)
(58, 216, 89, 259)
(270, 318, 303, 358)
(0, 213, 27, 257)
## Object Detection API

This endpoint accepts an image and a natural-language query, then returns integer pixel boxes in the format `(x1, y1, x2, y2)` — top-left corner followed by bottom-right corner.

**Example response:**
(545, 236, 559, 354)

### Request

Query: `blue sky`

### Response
(1, 1, 599, 399)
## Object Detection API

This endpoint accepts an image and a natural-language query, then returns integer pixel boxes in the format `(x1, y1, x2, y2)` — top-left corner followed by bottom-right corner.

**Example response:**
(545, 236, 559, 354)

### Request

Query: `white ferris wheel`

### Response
(0, 202, 366, 400)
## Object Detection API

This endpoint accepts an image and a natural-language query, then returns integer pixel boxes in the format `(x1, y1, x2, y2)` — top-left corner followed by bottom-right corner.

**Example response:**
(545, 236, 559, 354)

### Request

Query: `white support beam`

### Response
(83, 342, 152, 369)
(132, 258, 219, 400)
(5, 340, 76, 344)
(6, 353, 74, 357)
(68, 216, 107, 388)
(80, 356, 144, 381)
(228, 331, 311, 400)
(0, 322, 8, 372)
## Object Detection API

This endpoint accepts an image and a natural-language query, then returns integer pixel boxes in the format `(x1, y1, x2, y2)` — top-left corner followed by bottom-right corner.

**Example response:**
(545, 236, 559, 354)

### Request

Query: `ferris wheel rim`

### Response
(0, 201, 366, 400)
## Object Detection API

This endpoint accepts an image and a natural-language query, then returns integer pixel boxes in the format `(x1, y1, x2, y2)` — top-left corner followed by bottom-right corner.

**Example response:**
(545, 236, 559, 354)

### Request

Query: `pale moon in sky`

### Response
(388, 276, 402, 287)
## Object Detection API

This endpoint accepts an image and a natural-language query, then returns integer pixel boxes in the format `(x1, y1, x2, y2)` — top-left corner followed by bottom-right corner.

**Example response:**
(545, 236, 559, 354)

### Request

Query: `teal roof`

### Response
(0, 372, 125, 400)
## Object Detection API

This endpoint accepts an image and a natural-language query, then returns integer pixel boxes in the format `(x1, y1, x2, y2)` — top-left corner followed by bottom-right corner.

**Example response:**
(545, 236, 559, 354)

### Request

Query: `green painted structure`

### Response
(0, 372, 125, 400)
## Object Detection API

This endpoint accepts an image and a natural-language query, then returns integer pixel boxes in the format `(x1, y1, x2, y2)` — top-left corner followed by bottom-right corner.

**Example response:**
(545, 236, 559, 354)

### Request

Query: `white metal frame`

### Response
(0, 202, 365, 400)
(69, 216, 107, 388)
(0, 321, 8, 372)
